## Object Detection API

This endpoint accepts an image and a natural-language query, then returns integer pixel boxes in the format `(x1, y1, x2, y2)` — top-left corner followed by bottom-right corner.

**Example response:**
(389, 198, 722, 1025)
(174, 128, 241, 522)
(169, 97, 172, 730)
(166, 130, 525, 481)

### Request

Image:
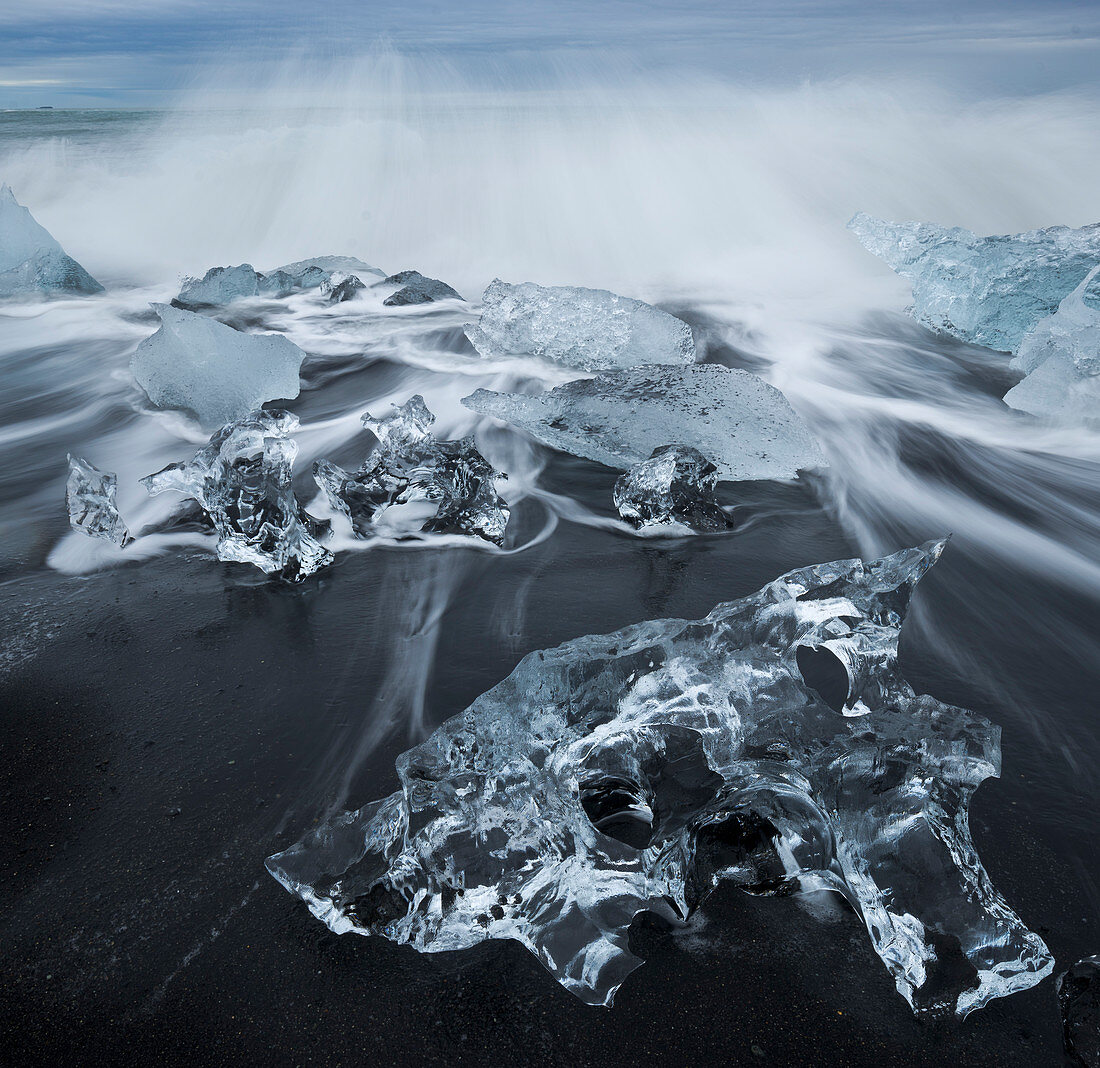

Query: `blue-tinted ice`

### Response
(0, 184, 103, 299)
(267, 542, 1052, 1016)
(465, 279, 695, 370)
(1004, 265, 1100, 421)
(849, 212, 1100, 352)
(130, 304, 305, 427)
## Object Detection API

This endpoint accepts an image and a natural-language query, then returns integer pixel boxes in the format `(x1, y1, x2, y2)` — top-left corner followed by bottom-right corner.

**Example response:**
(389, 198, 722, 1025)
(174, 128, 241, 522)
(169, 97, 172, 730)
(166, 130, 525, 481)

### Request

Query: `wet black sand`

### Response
(2, 467, 1097, 1067)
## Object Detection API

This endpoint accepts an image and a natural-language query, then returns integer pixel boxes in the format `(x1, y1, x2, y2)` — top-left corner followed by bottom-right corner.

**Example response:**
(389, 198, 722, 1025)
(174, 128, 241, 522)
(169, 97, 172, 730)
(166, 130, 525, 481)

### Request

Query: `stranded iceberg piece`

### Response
(0, 184, 103, 299)
(849, 212, 1100, 353)
(130, 304, 305, 427)
(267, 541, 1052, 1016)
(142, 409, 332, 581)
(465, 279, 695, 371)
(270, 256, 385, 282)
(614, 444, 733, 532)
(1059, 956, 1100, 1068)
(176, 256, 386, 308)
(1003, 265, 1100, 421)
(377, 270, 463, 307)
(65, 456, 132, 546)
(313, 395, 508, 545)
(323, 275, 366, 304)
(464, 364, 826, 480)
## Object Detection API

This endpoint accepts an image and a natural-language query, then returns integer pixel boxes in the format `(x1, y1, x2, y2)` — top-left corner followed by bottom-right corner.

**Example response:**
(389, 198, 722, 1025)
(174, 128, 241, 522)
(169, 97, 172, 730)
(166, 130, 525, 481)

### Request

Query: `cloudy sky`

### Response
(2, 0, 1100, 107)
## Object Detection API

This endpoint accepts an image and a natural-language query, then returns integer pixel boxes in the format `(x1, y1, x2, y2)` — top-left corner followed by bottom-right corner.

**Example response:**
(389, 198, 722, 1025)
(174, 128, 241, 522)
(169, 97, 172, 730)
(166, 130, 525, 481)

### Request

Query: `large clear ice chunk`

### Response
(141, 410, 332, 581)
(849, 211, 1100, 352)
(1003, 265, 1100, 421)
(65, 455, 132, 546)
(0, 184, 103, 299)
(464, 279, 696, 370)
(267, 541, 1052, 1015)
(463, 364, 826, 480)
(130, 304, 305, 428)
(614, 444, 733, 532)
(313, 396, 509, 545)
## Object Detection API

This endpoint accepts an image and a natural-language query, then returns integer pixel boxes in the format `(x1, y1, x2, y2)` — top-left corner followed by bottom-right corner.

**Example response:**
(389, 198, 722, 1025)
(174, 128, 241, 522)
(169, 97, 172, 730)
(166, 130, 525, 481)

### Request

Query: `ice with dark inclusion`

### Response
(176, 256, 385, 307)
(65, 456, 132, 546)
(377, 270, 463, 307)
(313, 396, 509, 545)
(463, 364, 826, 481)
(0, 184, 103, 299)
(141, 410, 332, 581)
(130, 304, 305, 428)
(1003, 265, 1100, 421)
(269, 256, 385, 282)
(266, 541, 1052, 1016)
(323, 275, 366, 303)
(614, 444, 733, 532)
(848, 211, 1100, 353)
(464, 279, 696, 371)
(1059, 956, 1100, 1068)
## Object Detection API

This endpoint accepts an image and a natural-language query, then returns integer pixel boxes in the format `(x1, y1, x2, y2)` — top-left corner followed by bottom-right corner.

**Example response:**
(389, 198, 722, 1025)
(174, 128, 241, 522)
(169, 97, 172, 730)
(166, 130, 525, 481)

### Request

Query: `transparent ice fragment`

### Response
(1059, 956, 1100, 1068)
(613, 444, 733, 532)
(1003, 265, 1100, 421)
(463, 364, 826, 481)
(141, 409, 332, 581)
(849, 211, 1100, 353)
(65, 455, 132, 546)
(377, 270, 463, 306)
(130, 304, 305, 428)
(267, 540, 1052, 1015)
(313, 396, 508, 545)
(0, 184, 103, 298)
(465, 279, 695, 371)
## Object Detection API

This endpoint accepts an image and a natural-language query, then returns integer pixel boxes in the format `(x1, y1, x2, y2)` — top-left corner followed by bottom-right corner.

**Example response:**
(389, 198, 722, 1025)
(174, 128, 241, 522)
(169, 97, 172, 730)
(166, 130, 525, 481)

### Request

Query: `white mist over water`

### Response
(3, 59, 1100, 317)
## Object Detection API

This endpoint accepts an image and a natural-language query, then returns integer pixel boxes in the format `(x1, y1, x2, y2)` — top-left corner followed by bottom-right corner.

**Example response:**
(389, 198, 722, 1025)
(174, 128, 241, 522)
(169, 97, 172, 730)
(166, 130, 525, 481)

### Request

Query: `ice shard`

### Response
(1003, 265, 1100, 421)
(613, 444, 733, 532)
(378, 270, 463, 306)
(1059, 956, 1100, 1068)
(65, 455, 132, 547)
(463, 364, 826, 481)
(130, 304, 305, 427)
(267, 541, 1052, 1015)
(849, 212, 1100, 353)
(0, 184, 103, 299)
(313, 395, 509, 545)
(141, 410, 332, 581)
(465, 279, 695, 371)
